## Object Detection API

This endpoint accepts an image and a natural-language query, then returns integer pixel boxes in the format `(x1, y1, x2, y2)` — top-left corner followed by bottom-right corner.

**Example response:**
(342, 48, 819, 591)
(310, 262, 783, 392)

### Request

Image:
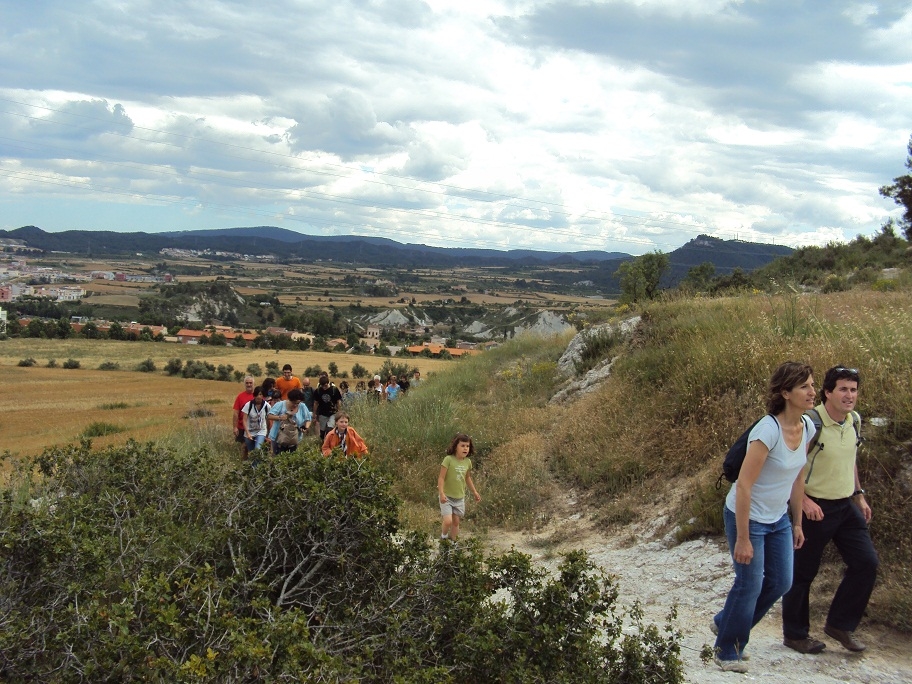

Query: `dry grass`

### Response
(0, 366, 235, 461)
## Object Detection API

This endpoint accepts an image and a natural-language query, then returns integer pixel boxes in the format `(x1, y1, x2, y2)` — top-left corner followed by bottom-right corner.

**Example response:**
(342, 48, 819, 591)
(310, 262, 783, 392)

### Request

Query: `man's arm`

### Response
(853, 463, 872, 522)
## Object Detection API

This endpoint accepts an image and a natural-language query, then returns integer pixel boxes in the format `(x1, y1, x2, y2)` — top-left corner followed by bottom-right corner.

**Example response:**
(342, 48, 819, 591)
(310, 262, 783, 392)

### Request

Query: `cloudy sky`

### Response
(1, 0, 910, 255)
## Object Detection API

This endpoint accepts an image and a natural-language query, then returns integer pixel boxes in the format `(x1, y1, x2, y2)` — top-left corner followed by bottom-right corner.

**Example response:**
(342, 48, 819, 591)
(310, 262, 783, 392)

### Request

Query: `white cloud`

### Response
(0, 0, 908, 254)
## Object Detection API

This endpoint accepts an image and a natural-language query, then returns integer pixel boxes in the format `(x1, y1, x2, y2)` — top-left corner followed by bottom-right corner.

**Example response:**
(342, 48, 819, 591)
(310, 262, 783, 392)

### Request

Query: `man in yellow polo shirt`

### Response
(782, 366, 878, 654)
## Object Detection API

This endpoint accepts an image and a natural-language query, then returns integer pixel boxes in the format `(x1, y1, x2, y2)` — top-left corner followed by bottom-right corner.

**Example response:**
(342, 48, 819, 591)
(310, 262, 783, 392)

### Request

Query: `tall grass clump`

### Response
(98, 402, 130, 410)
(82, 422, 125, 437)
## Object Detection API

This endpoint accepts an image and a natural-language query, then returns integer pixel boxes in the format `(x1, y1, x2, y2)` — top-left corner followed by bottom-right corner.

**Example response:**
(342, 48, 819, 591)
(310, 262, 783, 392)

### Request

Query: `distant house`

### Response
(175, 329, 206, 344)
(366, 324, 381, 340)
(404, 343, 479, 358)
(327, 337, 348, 349)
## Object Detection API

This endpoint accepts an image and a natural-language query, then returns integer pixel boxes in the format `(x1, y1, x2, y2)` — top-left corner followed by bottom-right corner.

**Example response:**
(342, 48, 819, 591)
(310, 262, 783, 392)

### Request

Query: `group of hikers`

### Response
(231, 364, 480, 541)
(232, 360, 876, 666)
(713, 363, 878, 673)
(231, 363, 411, 458)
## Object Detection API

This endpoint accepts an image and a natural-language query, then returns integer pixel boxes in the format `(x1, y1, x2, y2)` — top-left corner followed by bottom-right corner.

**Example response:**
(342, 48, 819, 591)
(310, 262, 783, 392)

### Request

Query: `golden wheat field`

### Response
(0, 339, 451, 460)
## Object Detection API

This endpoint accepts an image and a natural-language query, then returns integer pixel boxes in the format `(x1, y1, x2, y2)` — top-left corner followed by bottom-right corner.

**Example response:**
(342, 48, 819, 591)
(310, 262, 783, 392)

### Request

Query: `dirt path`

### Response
(485, 494, 911, 683)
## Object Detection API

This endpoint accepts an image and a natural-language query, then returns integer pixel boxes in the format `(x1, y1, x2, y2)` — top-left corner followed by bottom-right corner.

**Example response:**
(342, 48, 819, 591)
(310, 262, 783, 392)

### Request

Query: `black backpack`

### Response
(715, 413, 815, 489)
(715, 415, 772, 489)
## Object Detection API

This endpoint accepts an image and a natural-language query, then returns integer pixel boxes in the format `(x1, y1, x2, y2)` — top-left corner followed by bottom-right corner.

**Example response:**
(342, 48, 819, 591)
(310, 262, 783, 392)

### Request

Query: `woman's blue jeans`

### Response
(714, 506, 794, 660)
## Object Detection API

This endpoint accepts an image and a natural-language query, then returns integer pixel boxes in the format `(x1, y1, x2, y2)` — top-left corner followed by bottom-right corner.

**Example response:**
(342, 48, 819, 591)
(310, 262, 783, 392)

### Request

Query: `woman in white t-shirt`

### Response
(712, 361, 816, 673)
(241, 386, 270, 455)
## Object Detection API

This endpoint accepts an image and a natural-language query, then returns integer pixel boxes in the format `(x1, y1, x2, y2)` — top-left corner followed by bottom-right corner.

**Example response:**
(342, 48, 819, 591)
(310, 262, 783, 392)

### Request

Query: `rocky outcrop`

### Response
(550, 316, 640, 404)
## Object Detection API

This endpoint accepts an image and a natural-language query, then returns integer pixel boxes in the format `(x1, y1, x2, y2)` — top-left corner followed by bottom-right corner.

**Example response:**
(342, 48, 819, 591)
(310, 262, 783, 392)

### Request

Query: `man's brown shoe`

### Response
(824, 624, 866, 652)
(783, 636, 826, 654)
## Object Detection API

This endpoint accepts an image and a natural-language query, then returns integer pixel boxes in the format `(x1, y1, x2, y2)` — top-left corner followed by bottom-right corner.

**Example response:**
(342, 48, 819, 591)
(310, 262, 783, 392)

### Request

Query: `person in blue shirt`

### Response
(266, 388, 312, 454)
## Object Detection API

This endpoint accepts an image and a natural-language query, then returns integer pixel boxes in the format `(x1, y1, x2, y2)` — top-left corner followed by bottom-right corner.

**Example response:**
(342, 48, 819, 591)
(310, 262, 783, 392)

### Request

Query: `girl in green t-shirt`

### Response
(437, 433, 481, 541)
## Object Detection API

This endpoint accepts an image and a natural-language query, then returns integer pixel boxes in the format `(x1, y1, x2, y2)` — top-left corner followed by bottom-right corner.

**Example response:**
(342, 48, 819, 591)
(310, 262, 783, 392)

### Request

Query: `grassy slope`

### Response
(349, 288, 912, 631)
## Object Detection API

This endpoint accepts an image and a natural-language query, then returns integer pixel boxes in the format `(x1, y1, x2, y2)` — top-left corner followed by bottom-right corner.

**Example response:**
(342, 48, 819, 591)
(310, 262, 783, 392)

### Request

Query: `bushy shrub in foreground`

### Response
(0, 441, 682, 683)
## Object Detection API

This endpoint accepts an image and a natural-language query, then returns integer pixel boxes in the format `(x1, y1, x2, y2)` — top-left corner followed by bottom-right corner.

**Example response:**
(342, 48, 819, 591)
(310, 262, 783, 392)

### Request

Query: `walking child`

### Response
(437, 433, 481, 541)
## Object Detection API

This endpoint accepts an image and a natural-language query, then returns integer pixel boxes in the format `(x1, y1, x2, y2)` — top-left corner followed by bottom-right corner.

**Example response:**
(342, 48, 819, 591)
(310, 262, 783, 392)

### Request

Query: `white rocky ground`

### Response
(488, 495, 911, 684)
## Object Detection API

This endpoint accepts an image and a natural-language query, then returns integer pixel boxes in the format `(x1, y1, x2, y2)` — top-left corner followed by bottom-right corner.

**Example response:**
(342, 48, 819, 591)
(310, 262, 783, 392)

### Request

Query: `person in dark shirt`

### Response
(313, 373, 343, 440)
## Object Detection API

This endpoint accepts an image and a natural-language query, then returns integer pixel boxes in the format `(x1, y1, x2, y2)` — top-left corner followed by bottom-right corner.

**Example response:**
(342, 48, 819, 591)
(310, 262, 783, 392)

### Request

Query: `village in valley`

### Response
(0, 238, 589, 358)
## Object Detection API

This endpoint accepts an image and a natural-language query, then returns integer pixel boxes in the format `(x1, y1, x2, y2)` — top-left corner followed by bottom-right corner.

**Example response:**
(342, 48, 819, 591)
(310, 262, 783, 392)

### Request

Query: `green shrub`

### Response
(81, 422, 124, 437)
(17, 358, 36, 367)
(821, 275, 850, 293)
(303, 364, 322, 377)
(98, 361, 120, 371)
(0, 441, 682, 682)
(182, 359, 215, 380)
(265, 360, 280, 375)
(246, 363, 262, 377)
(46, 358, 58, 368)
(351, 363, 369, 378)
(872, 278, 898, 292)
(62, 358, 80, 369)
(164, 357, 183, 375)
(135, 358, 156, 373)
(373, 359, 416, 381)
(98, 402, 130, 410)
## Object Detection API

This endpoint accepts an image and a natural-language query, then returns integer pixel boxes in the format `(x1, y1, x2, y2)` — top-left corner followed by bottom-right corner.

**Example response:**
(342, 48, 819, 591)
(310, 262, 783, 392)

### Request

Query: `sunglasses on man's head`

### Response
(833, 367, 860, 379)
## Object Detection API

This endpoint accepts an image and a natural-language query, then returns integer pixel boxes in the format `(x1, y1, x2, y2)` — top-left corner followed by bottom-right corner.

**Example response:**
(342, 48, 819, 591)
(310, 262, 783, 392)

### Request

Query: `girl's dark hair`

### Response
(446, 433, 474, 456)
(251, 386, 263, 399)
(262, 377, 276, 392)
(766, 361, 814, 414)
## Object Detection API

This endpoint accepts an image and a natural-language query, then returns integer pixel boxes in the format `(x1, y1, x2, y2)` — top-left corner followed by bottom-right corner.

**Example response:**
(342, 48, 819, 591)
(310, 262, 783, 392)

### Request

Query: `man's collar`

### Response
(818, 402, 849, 425)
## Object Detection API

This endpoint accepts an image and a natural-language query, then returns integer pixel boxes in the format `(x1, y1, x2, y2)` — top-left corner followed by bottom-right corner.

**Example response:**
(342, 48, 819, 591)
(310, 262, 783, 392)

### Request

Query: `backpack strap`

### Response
(805, 408, 823, 451)
(851, 410, 863, 446)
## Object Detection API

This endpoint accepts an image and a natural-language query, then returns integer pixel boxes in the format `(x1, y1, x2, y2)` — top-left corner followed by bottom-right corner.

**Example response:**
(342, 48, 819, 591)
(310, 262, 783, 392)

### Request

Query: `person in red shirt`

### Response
(232, 375, 256, 457)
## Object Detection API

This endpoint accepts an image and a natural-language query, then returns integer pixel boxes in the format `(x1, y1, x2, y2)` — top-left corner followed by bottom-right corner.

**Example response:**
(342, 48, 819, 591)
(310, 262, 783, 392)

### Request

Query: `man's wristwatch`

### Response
(851, 489, 866, 498)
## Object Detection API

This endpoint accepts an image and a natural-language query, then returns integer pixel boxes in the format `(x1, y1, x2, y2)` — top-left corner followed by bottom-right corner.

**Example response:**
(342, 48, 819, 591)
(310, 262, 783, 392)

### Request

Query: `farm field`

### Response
(0, 340, 452, 459)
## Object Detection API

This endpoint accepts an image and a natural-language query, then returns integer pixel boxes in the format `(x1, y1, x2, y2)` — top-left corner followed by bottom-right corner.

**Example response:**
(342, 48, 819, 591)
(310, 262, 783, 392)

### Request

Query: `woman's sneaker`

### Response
(714, 655, 749, 673)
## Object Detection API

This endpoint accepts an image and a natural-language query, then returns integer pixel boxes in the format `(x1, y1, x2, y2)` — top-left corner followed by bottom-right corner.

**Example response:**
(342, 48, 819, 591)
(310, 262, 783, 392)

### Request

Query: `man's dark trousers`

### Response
(782, 497, 878, 639)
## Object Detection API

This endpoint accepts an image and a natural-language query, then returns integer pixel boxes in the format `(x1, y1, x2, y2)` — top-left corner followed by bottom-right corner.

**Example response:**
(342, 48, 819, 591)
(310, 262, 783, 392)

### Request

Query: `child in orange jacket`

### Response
(321, 412, 369, 458)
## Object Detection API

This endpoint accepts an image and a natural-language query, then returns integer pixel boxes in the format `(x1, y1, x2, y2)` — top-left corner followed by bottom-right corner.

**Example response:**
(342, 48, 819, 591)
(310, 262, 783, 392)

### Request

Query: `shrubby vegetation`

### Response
(0, 441, 682, 682)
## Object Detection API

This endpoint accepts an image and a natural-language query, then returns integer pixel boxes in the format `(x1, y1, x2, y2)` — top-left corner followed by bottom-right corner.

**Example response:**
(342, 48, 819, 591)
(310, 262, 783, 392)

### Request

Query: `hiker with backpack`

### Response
(266, 388, 312, 455)
(781, 366, 878, 654)
(240, 386, 270, 455)
(712, 361, 817, 673)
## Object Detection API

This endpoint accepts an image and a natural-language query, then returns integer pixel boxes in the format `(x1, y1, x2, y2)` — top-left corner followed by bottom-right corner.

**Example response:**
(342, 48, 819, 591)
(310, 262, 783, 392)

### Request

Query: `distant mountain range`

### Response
(0, 225, 793, 290)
